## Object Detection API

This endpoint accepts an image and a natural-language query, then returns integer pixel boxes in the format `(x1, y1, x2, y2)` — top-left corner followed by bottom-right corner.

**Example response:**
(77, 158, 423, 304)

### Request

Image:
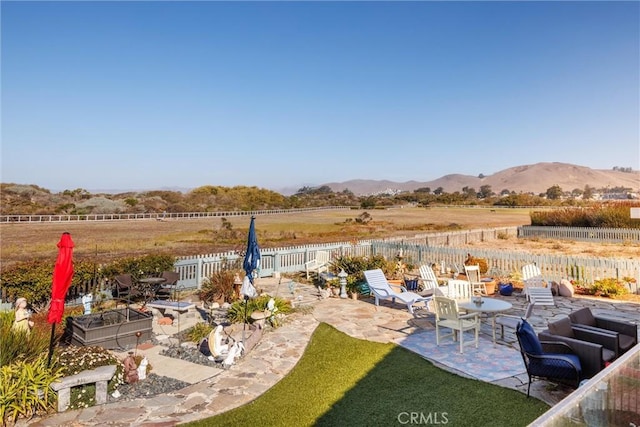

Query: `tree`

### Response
(433, 187, 444, 195)
(583, 185, 594, 200)
(479, 185, 493, 199)
(462, 186, 476, 198)
(545, 185, 563, 200)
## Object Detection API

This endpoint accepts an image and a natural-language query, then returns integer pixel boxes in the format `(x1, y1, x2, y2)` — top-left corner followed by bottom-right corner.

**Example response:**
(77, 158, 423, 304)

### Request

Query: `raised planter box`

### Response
(66, 308, 152, 349)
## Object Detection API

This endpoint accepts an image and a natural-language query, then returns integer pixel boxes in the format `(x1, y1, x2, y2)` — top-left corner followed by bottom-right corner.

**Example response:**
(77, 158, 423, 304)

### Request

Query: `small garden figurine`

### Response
(123, 351, 139, 384)
(12, 297, 34, 335)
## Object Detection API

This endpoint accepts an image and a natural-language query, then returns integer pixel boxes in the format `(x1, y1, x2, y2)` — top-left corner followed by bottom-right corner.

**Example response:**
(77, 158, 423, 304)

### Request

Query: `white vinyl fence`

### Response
(173, 227, 639, 293)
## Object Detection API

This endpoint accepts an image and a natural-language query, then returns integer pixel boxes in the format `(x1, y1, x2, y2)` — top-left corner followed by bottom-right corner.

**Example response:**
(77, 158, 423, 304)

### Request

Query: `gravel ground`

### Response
(109, 373, 190, 402)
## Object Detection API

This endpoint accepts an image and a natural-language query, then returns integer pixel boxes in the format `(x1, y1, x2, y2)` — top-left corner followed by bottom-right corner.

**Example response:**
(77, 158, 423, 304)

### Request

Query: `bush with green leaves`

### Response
(0, 254, 175, 310)
(0, 354, 62, 424)
(187, 323, 213, 343)
(53, 345, 125, 409)
(199, 268, 243, 304)
(100, 253, 176, 282)
(328, 254, 389, 293)
(585, 278, 629, 298)
(0, 311, 52, 368)
(227, 295, 292, 326)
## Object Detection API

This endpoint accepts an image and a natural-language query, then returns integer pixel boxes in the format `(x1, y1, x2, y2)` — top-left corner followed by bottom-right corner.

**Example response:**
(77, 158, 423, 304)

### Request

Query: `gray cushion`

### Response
(548, 317, 574, 338)
(569, 307, 597, 327)
(619, 334, 636, 352)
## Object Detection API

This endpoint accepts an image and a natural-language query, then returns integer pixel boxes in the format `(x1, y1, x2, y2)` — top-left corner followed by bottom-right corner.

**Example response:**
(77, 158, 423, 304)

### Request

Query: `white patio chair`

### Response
(363, 269, 431, 315)
(432, 296, 480, 353)
(418, 264, 440, 296)
(521, 263, 553, 304)
(464, 264, 486, 296)
(304, 250, 330, 279)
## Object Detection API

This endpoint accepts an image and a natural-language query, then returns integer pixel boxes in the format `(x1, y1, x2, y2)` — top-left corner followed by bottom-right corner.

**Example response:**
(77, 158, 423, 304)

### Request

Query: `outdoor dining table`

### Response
(458, 297, 513, 344)
(137, 277, 167, 301)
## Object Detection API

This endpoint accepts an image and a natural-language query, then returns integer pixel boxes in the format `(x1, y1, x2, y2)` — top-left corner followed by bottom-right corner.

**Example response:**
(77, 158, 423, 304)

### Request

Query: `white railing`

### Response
(519, 226, 640, 243)
(0, 206, 349, 223)
(172, 227, 640, 292)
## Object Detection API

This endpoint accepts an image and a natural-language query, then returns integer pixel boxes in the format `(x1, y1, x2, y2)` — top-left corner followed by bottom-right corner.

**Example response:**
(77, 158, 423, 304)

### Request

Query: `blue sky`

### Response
(2, 1, 639, 193)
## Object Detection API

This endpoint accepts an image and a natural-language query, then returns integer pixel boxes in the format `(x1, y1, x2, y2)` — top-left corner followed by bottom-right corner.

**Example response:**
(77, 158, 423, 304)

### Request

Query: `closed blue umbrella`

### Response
(240, 216, 260, 343)
(241, 216, 260, 294)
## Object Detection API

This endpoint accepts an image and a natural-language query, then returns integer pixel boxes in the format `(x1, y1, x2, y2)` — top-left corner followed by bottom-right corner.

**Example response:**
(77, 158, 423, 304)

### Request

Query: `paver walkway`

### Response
(22, 278, 639, 426)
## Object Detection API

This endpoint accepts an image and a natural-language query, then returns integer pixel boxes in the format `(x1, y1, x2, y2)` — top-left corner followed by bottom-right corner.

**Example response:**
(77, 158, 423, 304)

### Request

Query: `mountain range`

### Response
(310, 162, 640, 196)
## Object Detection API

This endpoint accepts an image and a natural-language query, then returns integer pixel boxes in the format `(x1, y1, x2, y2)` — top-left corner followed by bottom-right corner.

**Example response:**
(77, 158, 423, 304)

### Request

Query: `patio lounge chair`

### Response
(363, 269, 431, 315)
(432, 296, 480, 353)
(521, 264, 554, 305)
(516, 319, 583, 397)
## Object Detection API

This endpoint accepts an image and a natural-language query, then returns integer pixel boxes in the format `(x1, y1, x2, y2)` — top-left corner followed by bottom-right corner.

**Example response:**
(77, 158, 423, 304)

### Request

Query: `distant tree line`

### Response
(0, 182, 636, 216)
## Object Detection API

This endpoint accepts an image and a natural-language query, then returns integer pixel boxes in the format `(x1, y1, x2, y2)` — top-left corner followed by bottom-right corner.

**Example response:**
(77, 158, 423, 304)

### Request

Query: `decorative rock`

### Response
(559, 279, 575, 297)
(158, 317, 173, 325)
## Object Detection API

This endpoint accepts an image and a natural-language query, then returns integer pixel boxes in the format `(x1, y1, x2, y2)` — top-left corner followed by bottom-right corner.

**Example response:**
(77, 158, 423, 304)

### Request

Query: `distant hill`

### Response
(318, 162, 640, 196)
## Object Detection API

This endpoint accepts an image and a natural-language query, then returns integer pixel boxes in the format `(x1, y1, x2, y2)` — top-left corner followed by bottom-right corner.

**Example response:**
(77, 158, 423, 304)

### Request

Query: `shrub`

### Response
(0, 354, 61, 425)
(187, 323, 213, 343)
(585, 278, 629, 298)
(199, 269, 243, 304)
(328, 254, 389, 292)
(0, 311, 51, 367)
(227, 295, 292, 326)
(464, 255, 489, 274)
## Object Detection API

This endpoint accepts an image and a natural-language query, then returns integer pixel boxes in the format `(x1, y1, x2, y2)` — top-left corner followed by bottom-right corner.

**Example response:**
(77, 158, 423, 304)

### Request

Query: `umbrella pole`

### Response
(242, 295, 249, 344)
(46, 322, 56, 368)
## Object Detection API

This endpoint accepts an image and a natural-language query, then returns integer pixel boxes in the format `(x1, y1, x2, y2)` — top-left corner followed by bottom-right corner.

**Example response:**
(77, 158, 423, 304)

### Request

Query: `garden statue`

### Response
(211, 325, 229, 358)
(82, 293, 93, 315)
(123, 351, 139, 384)
(222, 341, 244, 369)
(137, 356, 149, 380)
(12, 297, 34, 335)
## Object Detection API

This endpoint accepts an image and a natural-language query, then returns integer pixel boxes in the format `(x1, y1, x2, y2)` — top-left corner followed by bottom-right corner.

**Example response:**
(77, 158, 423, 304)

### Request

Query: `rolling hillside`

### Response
(321, 162, 640, 196)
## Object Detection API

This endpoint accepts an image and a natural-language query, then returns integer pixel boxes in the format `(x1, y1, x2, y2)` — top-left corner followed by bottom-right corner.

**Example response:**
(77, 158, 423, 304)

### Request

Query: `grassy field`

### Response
(0, 207, 532, 267)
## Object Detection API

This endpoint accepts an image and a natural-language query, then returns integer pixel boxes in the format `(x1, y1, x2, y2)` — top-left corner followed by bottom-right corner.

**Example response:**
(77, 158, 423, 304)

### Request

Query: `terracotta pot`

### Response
(350, 292, 358, 300)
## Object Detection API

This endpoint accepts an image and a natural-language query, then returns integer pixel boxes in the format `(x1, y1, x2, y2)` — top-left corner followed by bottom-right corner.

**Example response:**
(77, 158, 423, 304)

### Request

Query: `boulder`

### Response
(559, 279, 575, 297)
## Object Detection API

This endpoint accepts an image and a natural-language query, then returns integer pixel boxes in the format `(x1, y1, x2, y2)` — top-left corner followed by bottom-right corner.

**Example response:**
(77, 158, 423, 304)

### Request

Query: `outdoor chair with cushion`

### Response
(516, 319, 583, 397)
(568, 307, 638, 358)
(432, 296, 480, 353)
(363, 269, 431, 315)
(538, 317, 617, 378)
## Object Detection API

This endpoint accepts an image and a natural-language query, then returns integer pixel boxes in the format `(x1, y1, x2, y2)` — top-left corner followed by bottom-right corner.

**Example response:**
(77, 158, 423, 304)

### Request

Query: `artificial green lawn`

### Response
(185, 323, 549, 427)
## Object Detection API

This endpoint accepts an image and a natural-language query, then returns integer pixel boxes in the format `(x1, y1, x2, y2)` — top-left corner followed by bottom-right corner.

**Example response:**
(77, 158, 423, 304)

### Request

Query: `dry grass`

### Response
(1, 206, 638, 267)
